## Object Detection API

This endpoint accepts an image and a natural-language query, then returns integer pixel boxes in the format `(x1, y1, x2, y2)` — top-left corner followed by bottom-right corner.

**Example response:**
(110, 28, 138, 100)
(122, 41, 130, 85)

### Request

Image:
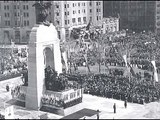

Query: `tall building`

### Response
(0, 1, 103, 44)
(103, 1, 160, 33)
(53, 1, 103, 42)
(0, 1, 36, 44)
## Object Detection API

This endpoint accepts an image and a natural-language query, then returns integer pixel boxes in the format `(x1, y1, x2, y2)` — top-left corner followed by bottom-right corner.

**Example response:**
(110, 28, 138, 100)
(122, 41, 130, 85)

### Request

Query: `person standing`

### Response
(113, 103, 116, 113)
(97, 109, 99, 120)
(6, 84, 9, 92)
(124, 100, 127, 108)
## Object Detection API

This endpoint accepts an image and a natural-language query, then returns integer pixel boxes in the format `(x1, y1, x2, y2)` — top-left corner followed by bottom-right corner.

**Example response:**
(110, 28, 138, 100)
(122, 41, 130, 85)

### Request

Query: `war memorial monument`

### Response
(10, 1, 84, 116)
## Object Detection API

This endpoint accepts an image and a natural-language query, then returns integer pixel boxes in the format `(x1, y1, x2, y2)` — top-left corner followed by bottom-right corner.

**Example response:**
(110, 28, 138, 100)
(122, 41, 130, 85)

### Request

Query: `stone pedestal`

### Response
(26, 24, 62, 110)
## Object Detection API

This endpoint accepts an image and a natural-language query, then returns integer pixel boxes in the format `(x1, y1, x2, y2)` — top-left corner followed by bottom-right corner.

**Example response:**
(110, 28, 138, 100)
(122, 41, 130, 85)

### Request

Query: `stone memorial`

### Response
(26, 2, 62, 110)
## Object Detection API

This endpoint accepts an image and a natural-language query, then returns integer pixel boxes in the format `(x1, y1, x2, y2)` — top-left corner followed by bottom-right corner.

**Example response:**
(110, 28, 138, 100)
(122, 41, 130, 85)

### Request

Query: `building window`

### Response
(64, 4, 66, 8)
(24, 13, 26, 17)
(4, 13, 7, 17)
(65, 12, 67, 15)
(99, 16, 101, 20)
(89, 2, 92, 6)
(7, 5, 9, 10)
(73, 10, 76, 14)
(57, 20, 59, 25)
(96, 2, 98, 6)
(78, 17, 81, 22)
(56, 12, 59, 16)
(90, 9, 92, 13)
(78, 3, 80, 6)
(99, 2, 101, 5)
(67, 4, 69, 8)
(90, 17, 92, 21)
(24, 21, 26, 26)
(84, 9, 85, 13)
(18, 12, 20, 16)
(26, 13, 29, 17)
(65, 20, 67, 25)
(14, 5, 16, 9)
(78, 10, 80, 14)
(97, 16, 98, 20)
(68, 20, 69, 24)
(97, 9, 99, 12)
(67, 11, 69, 15)
(17, 5, 19, 9)
(7, 13, 9, 17)
(15, 31, 20, 41)
(72, 18, 76, 23)
(4, 6, 6, 10)
(5, 21, 7, 26)
(27, 21, 29, 26)
(26, 5, 28, 10)
(83, 17, 86, 23)
(73, 3, 74, 7)
(56, 4, 59, 8)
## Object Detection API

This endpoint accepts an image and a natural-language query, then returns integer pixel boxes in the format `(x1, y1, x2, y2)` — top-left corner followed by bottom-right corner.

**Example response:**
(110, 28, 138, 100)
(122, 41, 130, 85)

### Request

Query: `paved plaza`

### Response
(0, 77, 160, 119)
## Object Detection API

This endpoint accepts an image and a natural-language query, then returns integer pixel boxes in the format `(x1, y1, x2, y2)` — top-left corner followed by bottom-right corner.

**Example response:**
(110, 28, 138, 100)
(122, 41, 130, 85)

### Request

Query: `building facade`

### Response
(53, 1, 103, 42)
(0, 1, 103, 44)
(102, 17, 119, 34)
(0, 1, 36, 44)
(103, 1, 160, 34)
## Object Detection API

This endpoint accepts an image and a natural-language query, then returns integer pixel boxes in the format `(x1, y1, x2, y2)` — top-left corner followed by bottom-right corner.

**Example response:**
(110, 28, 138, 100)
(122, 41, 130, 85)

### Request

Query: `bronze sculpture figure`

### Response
(32, 1, 52, 26)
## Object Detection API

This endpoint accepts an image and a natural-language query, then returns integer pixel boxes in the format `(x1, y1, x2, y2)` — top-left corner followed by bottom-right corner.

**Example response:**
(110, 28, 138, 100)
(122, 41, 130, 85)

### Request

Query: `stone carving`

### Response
(32, 1, 52, 26)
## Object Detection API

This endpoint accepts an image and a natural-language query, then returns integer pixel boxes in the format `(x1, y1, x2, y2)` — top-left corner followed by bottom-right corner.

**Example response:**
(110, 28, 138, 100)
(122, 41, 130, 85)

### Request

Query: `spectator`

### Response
(6, 84, 9, 92)
(113, 103, 116, 114)
(124, 100, 127, 108)
(97, 109, 99, 120)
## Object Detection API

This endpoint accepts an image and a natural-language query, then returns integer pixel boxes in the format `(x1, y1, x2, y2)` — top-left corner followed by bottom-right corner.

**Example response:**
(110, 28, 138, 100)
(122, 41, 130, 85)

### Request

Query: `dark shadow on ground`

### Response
(6, 99, 25, 107)
(60, 108, 99, 119)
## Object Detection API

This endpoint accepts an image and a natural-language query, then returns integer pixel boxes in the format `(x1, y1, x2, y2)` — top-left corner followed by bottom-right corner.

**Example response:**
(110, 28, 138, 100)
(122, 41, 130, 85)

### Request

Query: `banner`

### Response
(5, 105, 14, 119)
(62, 51, 68, 72)
(151, 60, 158, 82)
(122, 55, 127, 67)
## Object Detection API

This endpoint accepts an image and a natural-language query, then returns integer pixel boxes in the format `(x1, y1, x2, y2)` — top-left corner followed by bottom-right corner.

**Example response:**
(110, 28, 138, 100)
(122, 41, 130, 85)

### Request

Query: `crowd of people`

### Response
(82, 74, 160, 104)
(45, 66, 80, 91)
(41, 95, 64, 108)
(11, 85, 26, 101)
(41, 94, 82, 109)
(0, 47, 28, 81)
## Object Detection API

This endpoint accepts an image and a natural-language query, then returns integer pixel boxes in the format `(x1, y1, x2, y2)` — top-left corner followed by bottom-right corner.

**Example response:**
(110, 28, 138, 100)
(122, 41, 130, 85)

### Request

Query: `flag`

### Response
(5, 105, 14, 119)
(151, 60, 158, 82)
(62, 51, 68, 72)
(86, 19, 91, 30)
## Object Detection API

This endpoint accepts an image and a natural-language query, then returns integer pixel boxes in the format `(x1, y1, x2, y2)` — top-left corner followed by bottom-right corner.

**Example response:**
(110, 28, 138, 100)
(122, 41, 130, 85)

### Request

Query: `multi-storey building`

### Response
(102, 17, 119, 34)
(53, 1, 103, 42)
(103, 1, 160, 34)
(0, 1, 103, 44)
(0, 1, 36, 44)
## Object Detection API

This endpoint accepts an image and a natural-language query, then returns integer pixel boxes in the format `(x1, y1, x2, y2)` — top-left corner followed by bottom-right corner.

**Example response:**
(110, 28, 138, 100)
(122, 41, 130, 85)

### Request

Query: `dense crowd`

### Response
(45, 66, 80, 91)
(82, 74, 160, 104)
(0, 47, 27, 80)
(41, 95, 82, 109)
